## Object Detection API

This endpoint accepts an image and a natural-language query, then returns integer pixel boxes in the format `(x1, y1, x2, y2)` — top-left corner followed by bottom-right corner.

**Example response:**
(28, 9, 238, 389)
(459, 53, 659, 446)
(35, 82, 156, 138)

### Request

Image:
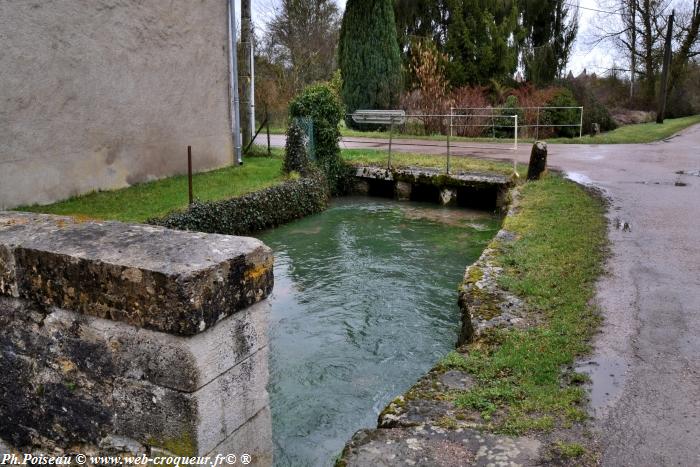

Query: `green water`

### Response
(257, 197, 501, 467)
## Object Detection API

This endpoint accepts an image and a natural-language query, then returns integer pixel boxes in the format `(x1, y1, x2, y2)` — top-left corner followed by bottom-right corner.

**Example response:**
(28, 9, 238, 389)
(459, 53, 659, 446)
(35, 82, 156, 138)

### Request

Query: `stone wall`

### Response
(0, 212, 273, 464)
(352, 166, 513, 209)
(0, 0, 233, 209)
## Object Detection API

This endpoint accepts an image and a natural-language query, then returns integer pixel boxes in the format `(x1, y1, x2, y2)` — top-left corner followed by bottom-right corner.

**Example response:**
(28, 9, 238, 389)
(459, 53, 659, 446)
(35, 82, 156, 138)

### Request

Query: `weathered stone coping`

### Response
(0, 212, 273, 336)
(354, 166, 514, 189)
(353, 166, 514, 208)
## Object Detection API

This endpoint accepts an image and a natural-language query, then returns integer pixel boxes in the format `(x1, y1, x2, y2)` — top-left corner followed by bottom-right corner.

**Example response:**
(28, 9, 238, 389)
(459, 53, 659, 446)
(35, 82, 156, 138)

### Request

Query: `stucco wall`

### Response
(0, 0, 233, 209)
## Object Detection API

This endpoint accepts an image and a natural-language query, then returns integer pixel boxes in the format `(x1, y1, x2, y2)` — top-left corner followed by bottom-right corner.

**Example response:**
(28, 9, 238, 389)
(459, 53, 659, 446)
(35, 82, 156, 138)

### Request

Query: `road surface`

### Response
(270, 129, 700, 466)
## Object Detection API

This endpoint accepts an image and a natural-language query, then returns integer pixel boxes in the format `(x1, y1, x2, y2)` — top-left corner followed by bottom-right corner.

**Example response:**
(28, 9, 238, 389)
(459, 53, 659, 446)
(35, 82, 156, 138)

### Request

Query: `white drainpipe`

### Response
(227, 0, 243, 164)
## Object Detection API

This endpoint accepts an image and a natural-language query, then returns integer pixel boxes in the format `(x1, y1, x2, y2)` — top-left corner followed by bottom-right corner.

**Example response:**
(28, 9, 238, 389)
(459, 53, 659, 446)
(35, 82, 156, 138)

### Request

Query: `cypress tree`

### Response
(338, 0, 403, 127)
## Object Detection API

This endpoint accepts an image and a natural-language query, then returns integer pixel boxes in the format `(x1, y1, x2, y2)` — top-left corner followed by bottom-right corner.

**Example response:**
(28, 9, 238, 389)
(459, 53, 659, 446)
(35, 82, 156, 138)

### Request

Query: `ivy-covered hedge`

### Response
(148, 175, 330, 235)
(289, 83, 354, 196)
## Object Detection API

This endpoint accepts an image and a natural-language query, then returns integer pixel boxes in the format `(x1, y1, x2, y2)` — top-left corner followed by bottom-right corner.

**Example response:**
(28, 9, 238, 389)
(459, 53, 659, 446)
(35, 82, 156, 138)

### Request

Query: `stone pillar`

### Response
(353, 179, 371, 196)
(440, 188, 457, 206)
(0, 212, 274, 464)
(395, 181, 412, 201)
(526, 141, 548, 181)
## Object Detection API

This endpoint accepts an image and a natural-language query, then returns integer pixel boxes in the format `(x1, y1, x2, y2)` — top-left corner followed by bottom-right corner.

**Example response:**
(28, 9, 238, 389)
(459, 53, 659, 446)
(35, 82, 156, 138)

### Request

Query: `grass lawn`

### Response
(21, 146, 523, 223)
(440, 175, 607, 439)
(342, 148, 524, 176)
(20, 150, 286, 223)
(550, 114, 700, 144)
(271, 115, 700, 145)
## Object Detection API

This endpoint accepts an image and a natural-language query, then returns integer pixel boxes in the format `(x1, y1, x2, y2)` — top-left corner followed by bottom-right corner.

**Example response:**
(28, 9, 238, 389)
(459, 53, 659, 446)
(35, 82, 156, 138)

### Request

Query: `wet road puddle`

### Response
(576, 357, 630, 416)
(675, 170, 700, 177)
(566, 172, 595, 186)
(613, 218, 632, 232)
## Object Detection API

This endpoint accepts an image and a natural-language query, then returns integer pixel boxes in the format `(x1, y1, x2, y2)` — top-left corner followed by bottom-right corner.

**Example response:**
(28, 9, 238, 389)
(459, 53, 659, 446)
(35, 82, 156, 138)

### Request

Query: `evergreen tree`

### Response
(395, 0, 519, 87)
(443, 0, 520, 86)
(338, 0, 403, 125)
(520, 0, 578, 86)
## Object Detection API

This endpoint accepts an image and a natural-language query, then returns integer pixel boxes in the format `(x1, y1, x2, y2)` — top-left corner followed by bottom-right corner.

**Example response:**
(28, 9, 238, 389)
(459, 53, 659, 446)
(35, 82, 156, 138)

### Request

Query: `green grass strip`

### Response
(551, 114, 700, 144)
(341, 148, 522, 175)
(441, 175, 607, 435)
(19, 149, 286, 223)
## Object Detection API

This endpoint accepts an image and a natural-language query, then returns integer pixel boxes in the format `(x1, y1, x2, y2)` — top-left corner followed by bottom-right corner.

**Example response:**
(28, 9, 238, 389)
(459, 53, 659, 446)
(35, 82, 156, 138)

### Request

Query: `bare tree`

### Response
(265, 0, 341, 91)
(670, 0, 700, 91)
(592, 0, 669, 103)
(592, 0, 700, 104)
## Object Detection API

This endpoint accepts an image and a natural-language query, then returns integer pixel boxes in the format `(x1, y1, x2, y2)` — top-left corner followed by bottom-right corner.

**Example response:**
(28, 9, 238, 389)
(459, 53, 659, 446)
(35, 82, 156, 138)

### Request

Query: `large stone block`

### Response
(112, 347, 268, 455)
(0, 212, 274, 457)
(207, 407, 273, 466)
(0, 293, 271, 455)
(0, 212, 273, 336)
(395, 181, 413, 201)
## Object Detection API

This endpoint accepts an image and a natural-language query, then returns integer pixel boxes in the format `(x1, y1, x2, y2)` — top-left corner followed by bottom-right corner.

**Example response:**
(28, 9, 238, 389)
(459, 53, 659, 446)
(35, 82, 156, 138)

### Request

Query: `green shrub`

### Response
(289, 83, 352, 195)
(284, 121, 311, 175)
(149, 175, 329, 235)
(542, 88, 580, 138)
(496, 95, 523, 138)
(562, 79, 617, 135)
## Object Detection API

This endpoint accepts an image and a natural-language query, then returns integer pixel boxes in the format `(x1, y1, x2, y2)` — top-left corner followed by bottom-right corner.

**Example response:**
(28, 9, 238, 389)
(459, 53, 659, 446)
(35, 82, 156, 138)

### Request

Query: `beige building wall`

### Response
(0, 0, 234, 209)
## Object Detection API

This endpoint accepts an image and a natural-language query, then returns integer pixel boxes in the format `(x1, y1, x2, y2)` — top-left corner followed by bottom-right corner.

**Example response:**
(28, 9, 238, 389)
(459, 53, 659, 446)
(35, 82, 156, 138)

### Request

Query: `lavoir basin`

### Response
(257, 197, 501, 466)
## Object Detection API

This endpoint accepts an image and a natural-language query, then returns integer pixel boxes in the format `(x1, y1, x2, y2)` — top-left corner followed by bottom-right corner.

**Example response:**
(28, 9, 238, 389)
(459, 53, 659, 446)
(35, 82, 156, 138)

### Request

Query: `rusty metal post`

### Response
(187, 146, 194, 205)
(266, 107, 271, 156)
(447, 109, 452, 174)
(388, 118, 394, 169)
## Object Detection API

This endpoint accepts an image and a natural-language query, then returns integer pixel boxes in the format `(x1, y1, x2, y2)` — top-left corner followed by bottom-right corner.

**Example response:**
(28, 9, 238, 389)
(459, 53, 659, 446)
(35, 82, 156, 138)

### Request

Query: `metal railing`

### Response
(451, 106, 584, 139)
(350, 111, 519, 175)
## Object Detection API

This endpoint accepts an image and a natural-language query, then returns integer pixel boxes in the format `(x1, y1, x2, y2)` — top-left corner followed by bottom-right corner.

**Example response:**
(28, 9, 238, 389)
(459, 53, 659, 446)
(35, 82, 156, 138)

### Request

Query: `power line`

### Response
(564, 2, 625, 16)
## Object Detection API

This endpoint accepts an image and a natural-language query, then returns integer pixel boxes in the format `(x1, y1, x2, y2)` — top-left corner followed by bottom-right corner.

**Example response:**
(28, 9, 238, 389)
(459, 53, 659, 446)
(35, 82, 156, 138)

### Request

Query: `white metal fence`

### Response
(348, 111, 520, 175)
(451, 106, 584, 139)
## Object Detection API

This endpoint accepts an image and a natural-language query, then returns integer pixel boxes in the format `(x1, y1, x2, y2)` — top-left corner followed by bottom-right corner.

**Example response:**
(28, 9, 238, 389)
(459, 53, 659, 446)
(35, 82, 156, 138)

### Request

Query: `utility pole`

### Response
(657, 9, 675, 124)
(630, 0, 636, 102)
(240, 0, 253, 149)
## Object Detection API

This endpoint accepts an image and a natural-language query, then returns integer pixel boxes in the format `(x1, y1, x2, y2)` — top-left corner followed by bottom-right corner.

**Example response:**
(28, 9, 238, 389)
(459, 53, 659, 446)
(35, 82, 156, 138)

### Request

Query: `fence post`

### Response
(187, 146, 194, 205)
(447, 108, 452, 174)
(266, 106, 271, 156)
(535, 107, 540, 140)
(388, 117, 394, 170)
(513, 115, 518, 175)
(579, 107, 584, 139)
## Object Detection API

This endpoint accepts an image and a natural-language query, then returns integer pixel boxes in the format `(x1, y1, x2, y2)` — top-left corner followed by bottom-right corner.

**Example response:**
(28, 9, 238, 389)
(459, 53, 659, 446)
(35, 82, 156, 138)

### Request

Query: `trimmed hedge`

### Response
(148, 175, 330, 235)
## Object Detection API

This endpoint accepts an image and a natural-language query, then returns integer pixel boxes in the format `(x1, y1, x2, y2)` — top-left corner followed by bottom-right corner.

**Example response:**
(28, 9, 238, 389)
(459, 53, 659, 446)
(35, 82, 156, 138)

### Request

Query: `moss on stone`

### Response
(149, 432, 197, 457)
(464, 266, 484, 285)
(436, 416, 459, 430)
(379, 396, 407, 418)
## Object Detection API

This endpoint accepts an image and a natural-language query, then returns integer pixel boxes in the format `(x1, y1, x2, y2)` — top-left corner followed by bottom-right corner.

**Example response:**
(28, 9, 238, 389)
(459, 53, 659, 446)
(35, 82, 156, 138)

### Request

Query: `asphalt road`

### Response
(270, 129, 700, 466)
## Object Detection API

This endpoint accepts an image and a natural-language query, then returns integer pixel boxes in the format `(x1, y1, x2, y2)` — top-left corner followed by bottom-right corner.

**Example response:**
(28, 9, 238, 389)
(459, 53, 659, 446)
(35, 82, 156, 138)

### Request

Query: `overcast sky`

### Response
(240, 0, 622, 77)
